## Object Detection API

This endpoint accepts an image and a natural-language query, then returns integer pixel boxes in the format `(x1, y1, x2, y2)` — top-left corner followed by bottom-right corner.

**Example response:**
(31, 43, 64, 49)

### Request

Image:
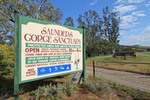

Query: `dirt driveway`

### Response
(86, 66, 150, 91)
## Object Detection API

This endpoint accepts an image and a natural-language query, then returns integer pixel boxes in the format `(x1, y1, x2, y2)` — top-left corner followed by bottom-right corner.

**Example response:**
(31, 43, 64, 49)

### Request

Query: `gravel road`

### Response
(86, 66, 150, 91)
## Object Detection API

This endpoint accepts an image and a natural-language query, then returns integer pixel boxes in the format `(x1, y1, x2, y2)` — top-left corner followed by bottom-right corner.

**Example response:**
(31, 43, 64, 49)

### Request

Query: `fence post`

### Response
(93, 61, 95, 77)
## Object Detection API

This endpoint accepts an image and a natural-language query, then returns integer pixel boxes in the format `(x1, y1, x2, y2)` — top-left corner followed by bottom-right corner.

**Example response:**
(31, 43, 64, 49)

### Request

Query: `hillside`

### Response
(120, 45, 150, 52)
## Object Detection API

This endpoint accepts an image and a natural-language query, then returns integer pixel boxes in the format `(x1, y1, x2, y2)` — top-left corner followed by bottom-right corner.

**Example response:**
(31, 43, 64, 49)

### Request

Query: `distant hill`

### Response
(120, 45, 150, 52)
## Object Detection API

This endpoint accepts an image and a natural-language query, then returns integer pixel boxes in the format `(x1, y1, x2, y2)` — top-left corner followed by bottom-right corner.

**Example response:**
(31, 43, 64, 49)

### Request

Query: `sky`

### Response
(51, 0, 150, 46)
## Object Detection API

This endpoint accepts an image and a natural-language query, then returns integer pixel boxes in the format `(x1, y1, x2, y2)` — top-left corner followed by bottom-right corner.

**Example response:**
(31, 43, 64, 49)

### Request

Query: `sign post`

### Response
(82, 26, 86, 81)
(14, 13, 85, 99)
(14, 9, 20, 100)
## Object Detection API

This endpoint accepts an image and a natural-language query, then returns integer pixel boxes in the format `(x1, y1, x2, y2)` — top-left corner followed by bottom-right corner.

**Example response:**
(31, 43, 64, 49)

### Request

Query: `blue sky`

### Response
(51, 0, 150, 46)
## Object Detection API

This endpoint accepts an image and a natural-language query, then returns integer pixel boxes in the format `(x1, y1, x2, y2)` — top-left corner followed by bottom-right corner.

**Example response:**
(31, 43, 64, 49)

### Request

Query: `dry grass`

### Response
(86, 52, 150, 75)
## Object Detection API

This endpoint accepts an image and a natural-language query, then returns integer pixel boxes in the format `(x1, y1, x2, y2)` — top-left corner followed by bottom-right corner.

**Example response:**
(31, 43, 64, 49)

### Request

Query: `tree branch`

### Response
(0, 10, 14, 23)
(25, 4, 35, 18)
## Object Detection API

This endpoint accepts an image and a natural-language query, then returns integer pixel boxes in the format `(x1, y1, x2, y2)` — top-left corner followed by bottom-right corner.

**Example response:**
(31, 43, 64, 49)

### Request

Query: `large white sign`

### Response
(20, 22, 83, 82)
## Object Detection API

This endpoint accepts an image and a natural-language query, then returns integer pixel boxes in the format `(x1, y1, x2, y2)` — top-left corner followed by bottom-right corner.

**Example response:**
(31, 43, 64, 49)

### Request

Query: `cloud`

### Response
(120, 15, 139, 29)
(145, 4, 150, 6)
(121, 26, 150, 46)
(113, 4, 137, 15)
(132, 11, 146, 16)
(115, 0, 145, 4)
(130, 29, 138, 31)
(89, 0, 98, 6)
(113, 5, 145, 30)
(145, 1, 150, 7)
(121, 15, 137, 22)
(119, 30, 127, 35)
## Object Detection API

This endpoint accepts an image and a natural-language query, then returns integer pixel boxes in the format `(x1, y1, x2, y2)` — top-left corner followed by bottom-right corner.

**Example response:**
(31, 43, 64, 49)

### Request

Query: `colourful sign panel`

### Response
(17, 16, 83, 83)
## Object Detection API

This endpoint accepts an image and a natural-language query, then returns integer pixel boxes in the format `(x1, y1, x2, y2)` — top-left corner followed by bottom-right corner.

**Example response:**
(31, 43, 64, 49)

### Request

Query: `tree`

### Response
(64, 16, 74, 27)
(102, 6, 120, 44)
(102, 7, 120, 54)
(102, 6, 111, 40)
(77, 10, 102, 57)
(0, 44, 14, 76)
(109, 11, 120, 44)
(0, 0, 63, 44)
(77, 8, 120, 57)
(77, 10, 102, 44)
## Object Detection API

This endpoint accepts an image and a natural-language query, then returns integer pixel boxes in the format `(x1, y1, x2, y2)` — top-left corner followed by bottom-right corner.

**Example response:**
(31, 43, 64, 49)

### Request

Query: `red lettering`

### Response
(41, 27, 47, 35)
(24, 34, 52, 43)
(25, 48, 40, 53)
(37, 35, 43, 42)
(31, 34, 37, 42)
(24, 33, 31, 41)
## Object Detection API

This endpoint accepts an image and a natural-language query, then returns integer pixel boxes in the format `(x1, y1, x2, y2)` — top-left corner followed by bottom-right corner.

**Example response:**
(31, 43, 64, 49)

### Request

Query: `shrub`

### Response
(0, 44, 14, 76)
(34, 82, 77, 100)
(84, 76, 111, 98)
(147, 48, 150, 52)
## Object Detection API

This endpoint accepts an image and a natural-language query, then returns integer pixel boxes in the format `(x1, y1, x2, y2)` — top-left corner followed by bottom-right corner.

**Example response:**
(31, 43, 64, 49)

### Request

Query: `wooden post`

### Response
(93, 61, 95, 77)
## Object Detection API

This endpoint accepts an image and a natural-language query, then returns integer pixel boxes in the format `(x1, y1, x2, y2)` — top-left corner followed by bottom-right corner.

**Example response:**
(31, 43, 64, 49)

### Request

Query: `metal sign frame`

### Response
(14, 12, 85, 99)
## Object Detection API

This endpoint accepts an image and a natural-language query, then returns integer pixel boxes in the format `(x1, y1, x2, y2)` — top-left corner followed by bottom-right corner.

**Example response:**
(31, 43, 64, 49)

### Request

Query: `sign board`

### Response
(15, 15, 84, 84)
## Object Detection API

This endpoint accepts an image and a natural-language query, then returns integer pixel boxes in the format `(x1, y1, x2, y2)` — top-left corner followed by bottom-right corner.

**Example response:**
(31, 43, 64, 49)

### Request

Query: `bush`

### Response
(34, 82, 77, 100)
(0, 44, 14, 76)
(84, 76, 111, 98)
(86, 40, 117, 57)
(147, 48, 150, 52)
(123, 47, 141, 52)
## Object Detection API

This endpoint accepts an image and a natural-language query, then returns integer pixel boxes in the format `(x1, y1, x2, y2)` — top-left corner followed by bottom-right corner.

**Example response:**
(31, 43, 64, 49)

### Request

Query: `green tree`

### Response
(0, 0, 63, 44)
(98, 40, 116, 55)
(102, 7, 120, 54)
(102, 6, 120, 43)
(77, 8, 120, 57)
(0, 44, 14, 76)
(109, 11, 120, 44)
(102, 6, 111, 40)
(77, 10, 102, 57)
(77, 10, 102, 44)
(64, 16, 74, 27)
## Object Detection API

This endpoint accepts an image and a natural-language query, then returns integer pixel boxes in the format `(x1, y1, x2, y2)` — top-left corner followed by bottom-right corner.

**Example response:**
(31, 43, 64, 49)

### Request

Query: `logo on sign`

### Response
(37, 64, 71, 76)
